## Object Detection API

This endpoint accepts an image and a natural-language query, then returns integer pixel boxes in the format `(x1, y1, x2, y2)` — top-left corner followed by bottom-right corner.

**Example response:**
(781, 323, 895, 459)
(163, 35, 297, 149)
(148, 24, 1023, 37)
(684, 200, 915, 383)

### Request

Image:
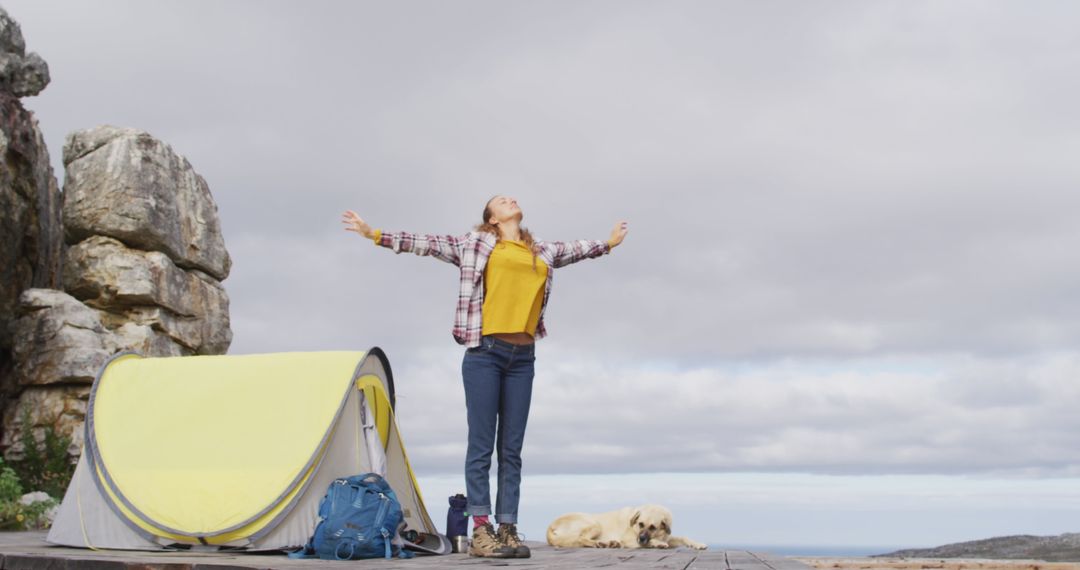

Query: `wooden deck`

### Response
(0, 531, 813, 569)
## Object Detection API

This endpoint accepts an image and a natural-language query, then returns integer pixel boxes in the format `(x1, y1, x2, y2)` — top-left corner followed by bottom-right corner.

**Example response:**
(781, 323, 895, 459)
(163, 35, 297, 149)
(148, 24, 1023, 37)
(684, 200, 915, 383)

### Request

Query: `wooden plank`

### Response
(729, 550, 768, 568)
(0, 532, 813, 570)
(749, 551, 820, 570)
(721, 550, 819, 570)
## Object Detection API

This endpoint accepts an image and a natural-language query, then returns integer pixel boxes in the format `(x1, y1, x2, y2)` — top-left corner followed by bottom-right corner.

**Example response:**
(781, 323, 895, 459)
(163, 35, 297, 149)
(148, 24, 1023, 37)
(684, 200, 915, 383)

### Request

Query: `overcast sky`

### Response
(6, 0, 1080, 551)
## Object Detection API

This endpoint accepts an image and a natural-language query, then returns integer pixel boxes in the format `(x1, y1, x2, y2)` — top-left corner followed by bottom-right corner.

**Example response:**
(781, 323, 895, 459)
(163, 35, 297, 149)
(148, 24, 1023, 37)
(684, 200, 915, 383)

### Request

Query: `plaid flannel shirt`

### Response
(376, 230, 611, 347)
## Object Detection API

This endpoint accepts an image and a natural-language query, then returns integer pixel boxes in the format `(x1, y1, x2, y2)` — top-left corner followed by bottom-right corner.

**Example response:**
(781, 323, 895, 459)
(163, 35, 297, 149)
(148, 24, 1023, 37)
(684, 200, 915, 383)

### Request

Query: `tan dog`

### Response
(546, 504, 707, 550)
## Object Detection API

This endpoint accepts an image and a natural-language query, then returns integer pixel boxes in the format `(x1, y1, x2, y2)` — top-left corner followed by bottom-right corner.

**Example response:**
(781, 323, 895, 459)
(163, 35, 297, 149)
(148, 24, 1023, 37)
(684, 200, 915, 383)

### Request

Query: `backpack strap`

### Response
(335, 540, 359, 561)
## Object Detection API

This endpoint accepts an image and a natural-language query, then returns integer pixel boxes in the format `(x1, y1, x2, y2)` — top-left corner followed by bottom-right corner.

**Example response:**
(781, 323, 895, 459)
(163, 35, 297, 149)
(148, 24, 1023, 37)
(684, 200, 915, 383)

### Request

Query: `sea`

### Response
(711, 545, 906, 557)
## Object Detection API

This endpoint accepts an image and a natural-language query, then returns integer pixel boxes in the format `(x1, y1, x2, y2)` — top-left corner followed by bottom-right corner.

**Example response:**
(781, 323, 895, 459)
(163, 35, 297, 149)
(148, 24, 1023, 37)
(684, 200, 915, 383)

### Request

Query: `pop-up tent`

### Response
(47, 349, 450, 555)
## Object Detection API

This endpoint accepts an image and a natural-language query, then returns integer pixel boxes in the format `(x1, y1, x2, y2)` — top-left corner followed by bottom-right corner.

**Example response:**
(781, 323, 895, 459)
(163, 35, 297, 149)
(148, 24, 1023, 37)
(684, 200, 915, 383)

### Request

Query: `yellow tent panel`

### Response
(48, 348, 449, 555)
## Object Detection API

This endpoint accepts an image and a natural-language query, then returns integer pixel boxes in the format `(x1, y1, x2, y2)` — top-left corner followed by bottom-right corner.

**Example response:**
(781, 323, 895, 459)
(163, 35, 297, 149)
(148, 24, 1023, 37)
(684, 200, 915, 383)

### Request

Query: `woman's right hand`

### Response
(342, 210, 376, 240)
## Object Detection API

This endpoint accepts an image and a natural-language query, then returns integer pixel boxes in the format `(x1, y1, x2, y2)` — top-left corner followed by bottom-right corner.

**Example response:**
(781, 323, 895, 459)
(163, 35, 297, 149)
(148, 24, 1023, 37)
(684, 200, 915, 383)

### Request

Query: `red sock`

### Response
(472, 515, 490, 529)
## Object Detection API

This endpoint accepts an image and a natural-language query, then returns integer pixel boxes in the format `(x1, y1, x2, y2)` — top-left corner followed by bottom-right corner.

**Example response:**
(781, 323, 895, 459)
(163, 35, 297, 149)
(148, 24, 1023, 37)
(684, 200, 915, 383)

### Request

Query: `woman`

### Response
(342, 196, 627, 558)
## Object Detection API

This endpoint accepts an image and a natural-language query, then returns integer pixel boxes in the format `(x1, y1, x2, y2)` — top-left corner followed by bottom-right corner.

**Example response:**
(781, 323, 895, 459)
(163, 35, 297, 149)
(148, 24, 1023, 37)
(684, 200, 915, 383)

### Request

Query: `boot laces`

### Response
(499, 523, 525, 546)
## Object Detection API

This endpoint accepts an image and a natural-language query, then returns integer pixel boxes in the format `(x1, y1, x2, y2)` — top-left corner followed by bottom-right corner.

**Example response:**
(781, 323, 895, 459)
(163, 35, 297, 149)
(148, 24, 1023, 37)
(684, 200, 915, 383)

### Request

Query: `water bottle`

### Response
(446, 493, 469, 552)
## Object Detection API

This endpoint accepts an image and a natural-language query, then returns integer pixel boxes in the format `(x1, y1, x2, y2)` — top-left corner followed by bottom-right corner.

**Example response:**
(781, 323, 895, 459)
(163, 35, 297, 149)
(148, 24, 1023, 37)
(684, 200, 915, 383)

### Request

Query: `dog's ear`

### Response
(661, 518, 671, 533)
(630, 510, 641, 527)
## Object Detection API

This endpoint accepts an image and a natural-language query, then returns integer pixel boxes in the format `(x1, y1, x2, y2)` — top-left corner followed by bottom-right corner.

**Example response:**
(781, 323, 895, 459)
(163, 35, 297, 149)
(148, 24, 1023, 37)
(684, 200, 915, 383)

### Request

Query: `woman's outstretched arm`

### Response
(546, 221, 628, 268)
(342, 210, 465, 266)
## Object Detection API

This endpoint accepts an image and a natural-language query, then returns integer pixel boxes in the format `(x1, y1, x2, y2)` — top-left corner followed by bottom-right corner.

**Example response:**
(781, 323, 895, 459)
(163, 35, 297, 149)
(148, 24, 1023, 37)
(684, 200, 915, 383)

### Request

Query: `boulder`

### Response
(63, 236, 231, 354)
(0, 384, 89, 458)
(110, 322, 188, 357)
(10, 289, 115, 387)
(0, 7, 23, 54)
(62, 126, 231, 280)
(105, 307, 230, 356)
(0, 7, 51, 97)
(0, 94, 62, 360)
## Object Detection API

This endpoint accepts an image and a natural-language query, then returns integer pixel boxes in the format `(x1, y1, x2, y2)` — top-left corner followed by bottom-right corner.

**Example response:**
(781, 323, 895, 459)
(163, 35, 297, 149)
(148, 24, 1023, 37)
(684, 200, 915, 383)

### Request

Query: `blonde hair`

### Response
(477, 196, 540, 270)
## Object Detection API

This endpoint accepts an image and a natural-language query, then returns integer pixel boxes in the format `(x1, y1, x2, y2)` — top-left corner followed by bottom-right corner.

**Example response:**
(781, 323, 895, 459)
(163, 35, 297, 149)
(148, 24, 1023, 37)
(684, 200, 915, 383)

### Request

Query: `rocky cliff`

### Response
(879, 533, 1080, 562)
(0, 6, 232, 461)
(0, 5, 62, 441)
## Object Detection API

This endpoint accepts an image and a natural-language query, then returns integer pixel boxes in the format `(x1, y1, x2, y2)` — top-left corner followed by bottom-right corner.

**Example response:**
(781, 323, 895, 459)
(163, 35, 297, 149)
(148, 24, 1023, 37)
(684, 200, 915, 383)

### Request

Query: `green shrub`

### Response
(0, 457, 57, 531)
(0, 409, 72, 530)
(9, 493, 57, 530)
(0, 499, 26, 531)
(0, 458, 22, 503)
(10, 408, 75, 500)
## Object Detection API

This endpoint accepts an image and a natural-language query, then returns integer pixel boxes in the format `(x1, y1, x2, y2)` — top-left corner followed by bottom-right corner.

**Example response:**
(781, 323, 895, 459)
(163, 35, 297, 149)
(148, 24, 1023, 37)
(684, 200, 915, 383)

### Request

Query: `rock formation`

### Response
(0, 6, 50, 98)
(63, 126, 231, 281)
(60, 126, 232, 357)
(0, 5, 63, 447)
(0, 8, 232, 463)
(2, 126, 234, 458)
(6, 289, 107, 453)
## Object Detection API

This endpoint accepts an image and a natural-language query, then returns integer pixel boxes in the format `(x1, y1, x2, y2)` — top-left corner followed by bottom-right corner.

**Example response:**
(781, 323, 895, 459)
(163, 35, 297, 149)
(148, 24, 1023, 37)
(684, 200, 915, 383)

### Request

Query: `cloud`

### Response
(6, 0, 1080, 485)
(393, 350, 1080, 477)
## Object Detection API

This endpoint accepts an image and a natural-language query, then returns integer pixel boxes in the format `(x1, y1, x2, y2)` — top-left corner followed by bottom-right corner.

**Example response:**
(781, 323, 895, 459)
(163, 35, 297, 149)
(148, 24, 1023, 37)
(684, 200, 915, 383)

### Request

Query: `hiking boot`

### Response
(469, 523, 515, 558)
(497, 523, 531, 558)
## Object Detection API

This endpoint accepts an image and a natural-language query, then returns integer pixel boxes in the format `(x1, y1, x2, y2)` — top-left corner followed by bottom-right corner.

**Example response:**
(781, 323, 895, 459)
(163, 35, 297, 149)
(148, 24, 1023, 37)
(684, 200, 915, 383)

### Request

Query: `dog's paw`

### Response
(688, 540, 707, 550)
(605, 540, 622, 548)
(652, 541, 670, 549)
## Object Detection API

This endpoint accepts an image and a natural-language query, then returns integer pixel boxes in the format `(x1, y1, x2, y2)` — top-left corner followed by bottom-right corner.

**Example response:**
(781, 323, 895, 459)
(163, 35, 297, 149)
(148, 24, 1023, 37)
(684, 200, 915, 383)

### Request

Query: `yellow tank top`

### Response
(481, 240, 549, 337)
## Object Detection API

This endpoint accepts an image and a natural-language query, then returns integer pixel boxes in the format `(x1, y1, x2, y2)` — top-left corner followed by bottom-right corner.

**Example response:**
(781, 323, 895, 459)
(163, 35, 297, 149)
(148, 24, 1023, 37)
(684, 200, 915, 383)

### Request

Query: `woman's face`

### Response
(487, 196, 523, 225)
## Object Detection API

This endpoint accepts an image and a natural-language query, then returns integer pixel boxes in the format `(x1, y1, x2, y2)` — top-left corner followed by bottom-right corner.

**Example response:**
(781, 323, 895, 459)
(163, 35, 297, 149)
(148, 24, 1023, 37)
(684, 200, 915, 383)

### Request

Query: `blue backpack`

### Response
(290, 473, 416, 560)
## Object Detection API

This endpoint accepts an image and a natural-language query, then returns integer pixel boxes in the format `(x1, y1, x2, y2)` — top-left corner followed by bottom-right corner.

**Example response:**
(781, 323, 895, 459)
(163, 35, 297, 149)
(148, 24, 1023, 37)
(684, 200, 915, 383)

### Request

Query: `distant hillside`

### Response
(877, 534, 1080, 562)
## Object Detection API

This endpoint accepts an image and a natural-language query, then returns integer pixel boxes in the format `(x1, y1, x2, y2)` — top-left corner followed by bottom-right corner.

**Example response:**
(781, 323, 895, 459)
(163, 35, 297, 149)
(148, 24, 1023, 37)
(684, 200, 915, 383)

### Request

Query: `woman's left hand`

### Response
(608, 221, 629, 248)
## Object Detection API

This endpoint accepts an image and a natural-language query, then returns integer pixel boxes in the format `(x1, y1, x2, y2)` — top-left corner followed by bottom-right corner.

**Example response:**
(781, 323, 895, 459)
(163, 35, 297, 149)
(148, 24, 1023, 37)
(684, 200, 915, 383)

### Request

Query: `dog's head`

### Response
(629, 505, 673, 547)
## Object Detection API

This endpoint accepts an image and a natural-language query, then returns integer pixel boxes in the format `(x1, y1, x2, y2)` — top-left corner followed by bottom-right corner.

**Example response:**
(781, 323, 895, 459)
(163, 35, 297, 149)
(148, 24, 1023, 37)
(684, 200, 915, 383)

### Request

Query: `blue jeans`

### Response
(461, 335, 535, 524)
